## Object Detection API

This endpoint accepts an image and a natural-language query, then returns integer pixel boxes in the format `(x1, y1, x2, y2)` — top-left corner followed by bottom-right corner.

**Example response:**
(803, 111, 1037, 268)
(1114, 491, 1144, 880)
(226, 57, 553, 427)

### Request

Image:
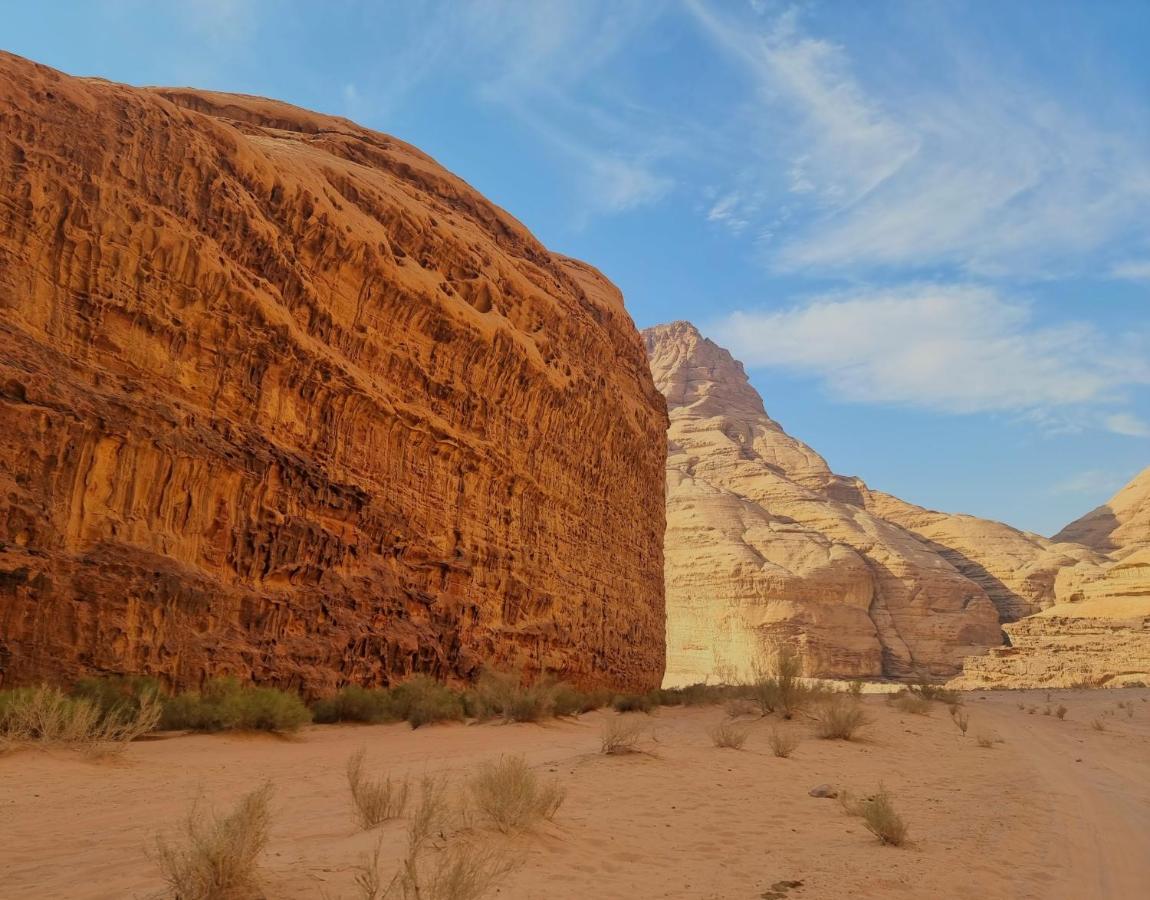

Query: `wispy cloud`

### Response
(1110, 260, 1150, 282)
(341, 0, 676, 222)
(1051, 469, 1126, 496)
(710, 285, 1150, 430)
(686, 1, 1150, 277)
(1104, 412, 1150, 438)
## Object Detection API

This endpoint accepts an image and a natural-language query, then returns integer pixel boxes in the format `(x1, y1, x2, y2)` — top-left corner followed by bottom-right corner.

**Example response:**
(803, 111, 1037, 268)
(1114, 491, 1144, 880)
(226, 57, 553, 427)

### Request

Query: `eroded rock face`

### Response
(645, 322, 1003, 684)
(0, 53, 667, 694)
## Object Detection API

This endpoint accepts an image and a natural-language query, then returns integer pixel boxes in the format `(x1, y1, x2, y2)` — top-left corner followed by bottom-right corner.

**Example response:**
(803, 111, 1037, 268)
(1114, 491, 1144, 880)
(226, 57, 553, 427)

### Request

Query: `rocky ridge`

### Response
(644, 321, 1127, 686)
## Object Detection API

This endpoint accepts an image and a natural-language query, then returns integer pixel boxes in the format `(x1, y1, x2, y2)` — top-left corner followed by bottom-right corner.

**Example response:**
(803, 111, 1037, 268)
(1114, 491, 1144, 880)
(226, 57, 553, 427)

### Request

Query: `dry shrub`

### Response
(600, 717, 645, 755)
(863, 792, 909, 846)
(469, 755, 564, 833)
(709, 720, 748, 749)
(355, 776, 515, 900)
(1091, 718, 1106, 732)
(1055, 705, 1068, 720)
(611, 693, 658, 714)
(750, 649, 808, 719)
(347, 749, 410, 829)
(894, 695, 932, 716)
(0, 685, 160, 754)
(975, 733, 995, 748)
(910, 683, 958, 704)
(952, 711, 970, 736)
(726, 698, 758, 718)
(839, 787, 909, 846)
(155, 783, 273, 900)
(767, 728, 798, 758)
(814, 697, 870, 740)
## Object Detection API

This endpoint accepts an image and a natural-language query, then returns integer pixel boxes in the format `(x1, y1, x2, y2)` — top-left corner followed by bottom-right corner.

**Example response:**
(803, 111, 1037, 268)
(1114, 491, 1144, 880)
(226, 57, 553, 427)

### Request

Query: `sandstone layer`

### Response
(645, 322, 1005, 685)
(0, 53, 667, 695)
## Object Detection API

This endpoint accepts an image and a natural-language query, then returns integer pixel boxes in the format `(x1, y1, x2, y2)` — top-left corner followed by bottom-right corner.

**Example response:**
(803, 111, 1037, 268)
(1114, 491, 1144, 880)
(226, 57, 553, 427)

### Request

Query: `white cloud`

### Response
(686, 2, 1150, 276)
(710, 285, 1150, 425)
(1104, 412, 1150, 438)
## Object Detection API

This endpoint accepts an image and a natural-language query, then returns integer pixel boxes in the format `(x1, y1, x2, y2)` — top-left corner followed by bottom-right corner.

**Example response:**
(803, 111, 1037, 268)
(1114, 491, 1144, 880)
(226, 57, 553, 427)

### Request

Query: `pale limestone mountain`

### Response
(644, 321, 1113, 687)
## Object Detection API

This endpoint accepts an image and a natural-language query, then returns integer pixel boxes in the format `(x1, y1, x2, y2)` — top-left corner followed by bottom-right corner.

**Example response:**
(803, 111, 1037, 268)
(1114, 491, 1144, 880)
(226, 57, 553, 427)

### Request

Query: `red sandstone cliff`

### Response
(0, 53, 667, 694)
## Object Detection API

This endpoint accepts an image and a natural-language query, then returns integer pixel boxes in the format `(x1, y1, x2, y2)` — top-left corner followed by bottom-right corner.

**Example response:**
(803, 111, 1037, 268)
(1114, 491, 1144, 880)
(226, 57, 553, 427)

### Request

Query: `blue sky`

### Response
(6, 1, 1149, 535)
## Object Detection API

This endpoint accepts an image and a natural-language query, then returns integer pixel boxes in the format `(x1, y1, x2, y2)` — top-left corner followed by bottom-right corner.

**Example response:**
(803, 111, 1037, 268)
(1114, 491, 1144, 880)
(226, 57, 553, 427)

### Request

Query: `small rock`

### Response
(808, 784, 838, 798)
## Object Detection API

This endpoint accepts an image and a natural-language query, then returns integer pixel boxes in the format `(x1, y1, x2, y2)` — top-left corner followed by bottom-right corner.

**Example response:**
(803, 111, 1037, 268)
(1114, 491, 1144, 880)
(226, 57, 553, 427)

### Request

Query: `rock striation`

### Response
(645, 322, 1006, 685)
(0, 53, 667, 695)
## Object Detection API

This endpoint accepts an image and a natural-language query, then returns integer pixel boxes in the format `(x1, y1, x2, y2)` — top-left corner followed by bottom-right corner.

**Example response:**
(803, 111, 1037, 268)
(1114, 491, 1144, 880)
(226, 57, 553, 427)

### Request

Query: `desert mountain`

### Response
(1053, 466, 1150, 558)
(644, 321, 1109, 685)
(0, 53, 668, 694)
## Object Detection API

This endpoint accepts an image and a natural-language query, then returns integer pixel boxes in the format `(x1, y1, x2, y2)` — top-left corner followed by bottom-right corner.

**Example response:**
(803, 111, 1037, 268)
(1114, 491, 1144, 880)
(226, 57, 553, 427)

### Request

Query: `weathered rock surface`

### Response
(645, 322, 1003, 685)
(952, 589, 1150, 690)
(0, 53, 667, 695)
(1053, 466, 1150, 557)
(954, 475, 1150, 688)
(858, 489, 1101, 621)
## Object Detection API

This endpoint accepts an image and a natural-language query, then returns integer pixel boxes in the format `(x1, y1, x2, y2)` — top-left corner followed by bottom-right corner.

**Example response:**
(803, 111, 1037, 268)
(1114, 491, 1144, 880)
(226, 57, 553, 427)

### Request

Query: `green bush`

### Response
(311, 685, 398, 725)
(161, 678, 311, 733)
(71, 675, 163, 719)
(612, 692, 658, 714)
(389, 676, 465, 729)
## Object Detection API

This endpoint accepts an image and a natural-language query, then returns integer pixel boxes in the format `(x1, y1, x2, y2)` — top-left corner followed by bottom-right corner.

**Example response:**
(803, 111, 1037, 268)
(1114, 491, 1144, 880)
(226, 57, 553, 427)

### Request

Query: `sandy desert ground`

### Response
(2, 688, 1148, 900)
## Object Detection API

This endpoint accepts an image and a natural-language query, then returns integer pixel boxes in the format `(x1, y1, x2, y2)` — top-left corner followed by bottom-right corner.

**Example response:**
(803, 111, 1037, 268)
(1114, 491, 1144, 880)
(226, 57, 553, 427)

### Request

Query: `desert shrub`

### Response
(953, 711, 970, 736)
(72, 675, 163, 719)
(726, 698, 759, 718)
(911, 683, 959, 705)
(161, 678, 311, 733)
(975, 733, 995, 748)
(860, 791, 909, 846)
(551, 683, 609, 717)
(469, 755, 564, 833)
(839, 787, 909, 846)
(814, 697, 870, 740)
(1091, 718, 1106, 732)
(155, 783, 273, 900)
(0, 684, 160, 753)
(1055, 705, 1068, 720)
(600, 717, 644, 755)
(768, 728, 798, 758)
(751, 649, 807, 719)
(709, 720, 748, 749)
(356, 776, 514, 900)
(1042, 706, 1052, 716)
(612, 692, 658, 714)
(346, 749, 410, 829)
(470, 670, 589, 723)
(312, 686, 398, 725)
(389, 676, 466, 729)
(894, 695, 932, 716)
